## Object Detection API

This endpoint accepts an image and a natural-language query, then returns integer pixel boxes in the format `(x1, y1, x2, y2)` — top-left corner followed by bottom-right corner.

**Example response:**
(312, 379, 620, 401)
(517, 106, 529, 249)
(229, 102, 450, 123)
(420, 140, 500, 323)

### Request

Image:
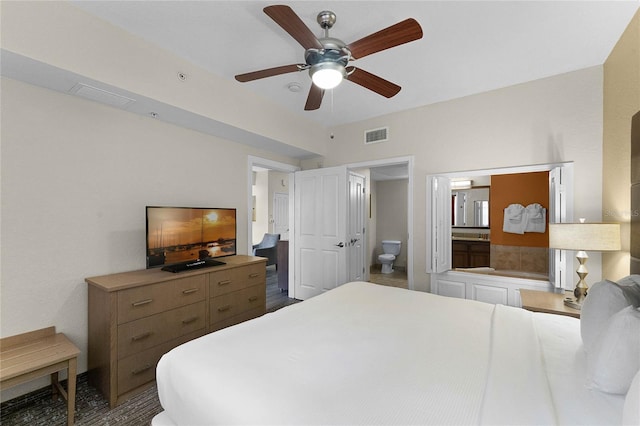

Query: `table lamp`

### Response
(549, 219, 621, 309)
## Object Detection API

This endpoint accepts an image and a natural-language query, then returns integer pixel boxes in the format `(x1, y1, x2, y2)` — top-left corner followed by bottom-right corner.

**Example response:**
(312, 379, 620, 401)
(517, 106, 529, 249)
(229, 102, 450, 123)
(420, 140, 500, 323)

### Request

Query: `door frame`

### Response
(345, 156, 415, 290)
(348, 171, 367, 282)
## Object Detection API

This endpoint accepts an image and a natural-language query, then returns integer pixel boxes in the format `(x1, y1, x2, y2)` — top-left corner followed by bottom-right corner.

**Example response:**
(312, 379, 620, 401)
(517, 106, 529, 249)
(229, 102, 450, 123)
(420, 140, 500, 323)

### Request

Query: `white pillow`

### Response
(618, 274, 640, 286)
(618, 275, 640, 306)
(586, 305, 640, 394)
(581, 280, 631, 352)
(623, 369, 640, 425)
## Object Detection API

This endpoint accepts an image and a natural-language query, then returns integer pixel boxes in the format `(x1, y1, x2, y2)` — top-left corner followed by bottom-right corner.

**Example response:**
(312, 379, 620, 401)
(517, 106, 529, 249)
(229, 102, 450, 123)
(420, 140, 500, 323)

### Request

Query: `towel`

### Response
(503, 203, 526, 234)
(502, 203, 547, 234)
(524, 203, 546, 233)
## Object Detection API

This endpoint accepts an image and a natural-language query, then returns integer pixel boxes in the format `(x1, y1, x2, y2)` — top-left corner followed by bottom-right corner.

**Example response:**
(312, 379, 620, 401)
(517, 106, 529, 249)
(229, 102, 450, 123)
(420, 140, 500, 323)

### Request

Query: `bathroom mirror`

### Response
(452, 187, 490, 228)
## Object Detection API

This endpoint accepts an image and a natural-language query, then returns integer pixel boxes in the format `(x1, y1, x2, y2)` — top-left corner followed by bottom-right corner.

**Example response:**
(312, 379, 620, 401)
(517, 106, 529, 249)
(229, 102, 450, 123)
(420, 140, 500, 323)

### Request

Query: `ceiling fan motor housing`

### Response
(317, 10, 337, 29)
(306, 10, 351, 82)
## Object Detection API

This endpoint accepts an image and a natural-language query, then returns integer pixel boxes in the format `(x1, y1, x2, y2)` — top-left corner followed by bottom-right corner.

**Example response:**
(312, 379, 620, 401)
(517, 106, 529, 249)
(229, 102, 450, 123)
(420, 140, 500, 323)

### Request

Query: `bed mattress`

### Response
(153, 281, 624, 425)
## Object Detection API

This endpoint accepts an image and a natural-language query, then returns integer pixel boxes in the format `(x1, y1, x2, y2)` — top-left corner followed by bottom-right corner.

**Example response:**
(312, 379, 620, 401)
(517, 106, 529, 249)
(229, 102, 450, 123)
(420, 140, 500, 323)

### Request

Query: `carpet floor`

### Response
(0, 373, 160, 426)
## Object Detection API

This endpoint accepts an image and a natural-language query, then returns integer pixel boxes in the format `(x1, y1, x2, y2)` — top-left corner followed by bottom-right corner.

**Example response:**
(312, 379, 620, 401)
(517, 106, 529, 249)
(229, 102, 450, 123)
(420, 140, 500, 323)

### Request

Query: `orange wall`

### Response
(491, 171, 549, 247)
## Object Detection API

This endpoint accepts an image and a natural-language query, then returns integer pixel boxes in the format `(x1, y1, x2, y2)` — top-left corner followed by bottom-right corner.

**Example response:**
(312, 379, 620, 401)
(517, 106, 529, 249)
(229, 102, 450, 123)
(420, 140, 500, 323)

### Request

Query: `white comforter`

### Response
(155, 282, 560, 425)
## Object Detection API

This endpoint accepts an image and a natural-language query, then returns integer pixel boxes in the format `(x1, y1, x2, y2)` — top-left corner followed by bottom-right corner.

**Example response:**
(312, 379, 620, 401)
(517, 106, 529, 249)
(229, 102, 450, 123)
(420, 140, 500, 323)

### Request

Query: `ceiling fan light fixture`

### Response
(310, 62, 345, 90)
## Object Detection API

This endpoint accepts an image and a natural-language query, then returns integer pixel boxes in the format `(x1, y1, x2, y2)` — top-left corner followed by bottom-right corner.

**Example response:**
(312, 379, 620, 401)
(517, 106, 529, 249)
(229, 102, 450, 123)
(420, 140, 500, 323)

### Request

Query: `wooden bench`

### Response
(0, 327, 80, 425)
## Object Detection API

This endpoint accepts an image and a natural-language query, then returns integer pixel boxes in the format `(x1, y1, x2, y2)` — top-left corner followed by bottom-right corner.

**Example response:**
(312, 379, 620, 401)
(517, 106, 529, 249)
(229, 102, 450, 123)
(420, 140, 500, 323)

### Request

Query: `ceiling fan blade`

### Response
(346, 67, 401, 98)
(235, 64, 303, 82)
(264, 5, 323, 50)
(304, 84, 324, 110)
(347, 18, 423, 60)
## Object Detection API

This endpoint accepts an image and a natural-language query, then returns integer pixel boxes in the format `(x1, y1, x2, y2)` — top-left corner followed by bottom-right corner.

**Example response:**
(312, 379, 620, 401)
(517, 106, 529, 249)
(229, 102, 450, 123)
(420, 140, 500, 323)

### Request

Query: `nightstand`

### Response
(519, 289, 581, 319)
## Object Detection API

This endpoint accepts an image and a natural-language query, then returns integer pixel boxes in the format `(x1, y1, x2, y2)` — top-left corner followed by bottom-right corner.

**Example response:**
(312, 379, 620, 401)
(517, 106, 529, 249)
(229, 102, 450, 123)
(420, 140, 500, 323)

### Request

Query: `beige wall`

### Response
(0, 77, 299, 401)
(603, 9, 640, 280)
(0, 1, 328, 157)
(325, 67, 604, 291)
(375, 179, 408, 269)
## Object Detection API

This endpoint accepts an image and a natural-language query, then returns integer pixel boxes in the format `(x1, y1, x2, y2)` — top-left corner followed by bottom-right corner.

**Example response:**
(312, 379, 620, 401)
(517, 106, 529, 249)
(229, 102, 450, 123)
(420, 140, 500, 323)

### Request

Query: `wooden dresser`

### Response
(86, 255, 266, 408)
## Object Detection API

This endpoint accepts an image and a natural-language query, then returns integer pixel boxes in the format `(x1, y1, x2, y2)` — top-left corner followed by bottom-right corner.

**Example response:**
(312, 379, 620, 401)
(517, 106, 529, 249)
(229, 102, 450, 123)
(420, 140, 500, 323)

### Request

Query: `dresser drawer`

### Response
(118, 275, 206, 324)
(117, 301, 206, 359)
(210, 307, 265, 333)
(209, 263, 265, 297)
(117, 329, 204, 396)
(210, 285, 265, 324)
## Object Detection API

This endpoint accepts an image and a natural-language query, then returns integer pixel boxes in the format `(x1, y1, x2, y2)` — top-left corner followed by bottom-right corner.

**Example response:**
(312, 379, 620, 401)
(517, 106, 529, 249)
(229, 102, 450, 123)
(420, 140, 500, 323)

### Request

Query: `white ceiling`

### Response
(69, 1, 639, 127)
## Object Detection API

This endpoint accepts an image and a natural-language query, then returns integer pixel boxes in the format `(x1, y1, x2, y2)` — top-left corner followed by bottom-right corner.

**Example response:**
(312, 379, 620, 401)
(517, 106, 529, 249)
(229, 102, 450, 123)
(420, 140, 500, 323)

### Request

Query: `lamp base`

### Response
(564, 250, 589, 311)
(564, 297, 582, 310)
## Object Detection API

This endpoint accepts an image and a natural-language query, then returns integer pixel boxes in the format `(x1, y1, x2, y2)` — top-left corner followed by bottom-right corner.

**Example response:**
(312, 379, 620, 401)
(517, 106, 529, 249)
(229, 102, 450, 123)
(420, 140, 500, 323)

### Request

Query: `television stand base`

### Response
(161, 259, 225, 273)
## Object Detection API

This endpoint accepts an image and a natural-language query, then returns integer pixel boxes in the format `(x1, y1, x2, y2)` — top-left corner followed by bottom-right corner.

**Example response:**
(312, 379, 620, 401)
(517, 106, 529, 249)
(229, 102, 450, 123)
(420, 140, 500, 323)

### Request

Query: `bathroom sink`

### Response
(451, 236, 490, 242)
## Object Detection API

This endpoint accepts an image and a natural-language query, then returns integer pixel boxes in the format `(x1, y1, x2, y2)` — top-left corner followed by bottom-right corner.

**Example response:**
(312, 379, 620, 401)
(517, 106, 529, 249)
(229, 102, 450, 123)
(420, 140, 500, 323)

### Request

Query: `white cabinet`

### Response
(471, 284, 508, 305)
(431, 271, 552, 307)
(438, 279, 466, 299)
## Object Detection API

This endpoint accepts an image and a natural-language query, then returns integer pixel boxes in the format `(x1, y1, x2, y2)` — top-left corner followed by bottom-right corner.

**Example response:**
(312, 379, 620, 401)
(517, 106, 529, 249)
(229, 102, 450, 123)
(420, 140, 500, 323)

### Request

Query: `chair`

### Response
(252, 233, 280, 267)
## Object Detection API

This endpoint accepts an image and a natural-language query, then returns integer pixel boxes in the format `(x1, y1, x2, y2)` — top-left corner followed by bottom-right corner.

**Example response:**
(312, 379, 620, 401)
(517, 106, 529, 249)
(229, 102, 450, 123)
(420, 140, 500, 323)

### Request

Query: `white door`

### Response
(348, 172, 366, 282)
(294, 166, 347, 300)
(428, 176, 452, 273)
(273, 192, 289, 239)
(549, 165, 572, 289)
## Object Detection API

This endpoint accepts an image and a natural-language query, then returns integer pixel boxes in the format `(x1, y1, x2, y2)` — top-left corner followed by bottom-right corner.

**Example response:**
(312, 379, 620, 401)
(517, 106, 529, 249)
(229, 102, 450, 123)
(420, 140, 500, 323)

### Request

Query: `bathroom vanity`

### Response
(451, 238, 490, 268)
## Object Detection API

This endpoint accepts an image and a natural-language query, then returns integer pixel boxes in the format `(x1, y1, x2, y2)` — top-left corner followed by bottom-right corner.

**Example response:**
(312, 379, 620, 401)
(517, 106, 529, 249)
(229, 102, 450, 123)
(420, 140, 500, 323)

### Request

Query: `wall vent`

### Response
(69, 83, 135, 108)
(364, 126, 389, 144)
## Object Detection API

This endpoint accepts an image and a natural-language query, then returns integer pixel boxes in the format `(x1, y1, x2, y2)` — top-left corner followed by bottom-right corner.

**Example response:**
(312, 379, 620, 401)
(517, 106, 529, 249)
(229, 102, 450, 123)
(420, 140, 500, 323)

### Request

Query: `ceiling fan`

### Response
(235, 5, 423, 111)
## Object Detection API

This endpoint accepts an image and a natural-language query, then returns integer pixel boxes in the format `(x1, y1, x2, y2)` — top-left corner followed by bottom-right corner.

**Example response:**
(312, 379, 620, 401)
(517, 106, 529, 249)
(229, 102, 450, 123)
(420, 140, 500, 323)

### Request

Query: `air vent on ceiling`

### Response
(69, 83, 135, 108)
(364, 126, 389, 144)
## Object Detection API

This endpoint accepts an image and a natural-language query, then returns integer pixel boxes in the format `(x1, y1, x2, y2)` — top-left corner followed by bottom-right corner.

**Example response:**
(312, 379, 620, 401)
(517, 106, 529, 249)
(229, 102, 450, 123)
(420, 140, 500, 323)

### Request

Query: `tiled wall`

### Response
(490, 244, 548, 274)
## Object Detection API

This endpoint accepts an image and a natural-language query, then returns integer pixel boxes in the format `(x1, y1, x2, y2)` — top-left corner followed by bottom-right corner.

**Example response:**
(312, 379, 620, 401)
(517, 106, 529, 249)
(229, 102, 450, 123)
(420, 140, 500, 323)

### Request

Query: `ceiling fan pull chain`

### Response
(331, 89, 334, 114)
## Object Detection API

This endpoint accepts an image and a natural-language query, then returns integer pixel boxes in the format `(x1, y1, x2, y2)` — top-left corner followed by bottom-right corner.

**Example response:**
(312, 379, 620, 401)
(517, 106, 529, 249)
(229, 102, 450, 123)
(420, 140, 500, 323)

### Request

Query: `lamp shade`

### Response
(548, 223, 621, 251)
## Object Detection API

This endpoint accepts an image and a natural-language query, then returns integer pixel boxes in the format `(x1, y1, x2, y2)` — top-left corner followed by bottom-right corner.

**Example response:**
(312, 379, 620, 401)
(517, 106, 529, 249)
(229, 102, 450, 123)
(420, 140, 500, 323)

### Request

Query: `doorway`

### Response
(247, 156, 299, 311)
(248, 155, 414, 301)
(346, 156, 414, 290)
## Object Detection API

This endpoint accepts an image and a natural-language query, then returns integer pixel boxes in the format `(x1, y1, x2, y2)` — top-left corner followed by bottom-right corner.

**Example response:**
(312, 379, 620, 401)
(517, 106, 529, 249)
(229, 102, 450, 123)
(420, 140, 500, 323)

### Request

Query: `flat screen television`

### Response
(146, 206, 237, 269)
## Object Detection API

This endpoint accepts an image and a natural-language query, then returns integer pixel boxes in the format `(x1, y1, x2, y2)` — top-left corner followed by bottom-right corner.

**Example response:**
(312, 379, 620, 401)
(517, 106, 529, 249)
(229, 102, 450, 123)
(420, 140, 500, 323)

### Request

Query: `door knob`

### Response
(335, 242, 344, 248)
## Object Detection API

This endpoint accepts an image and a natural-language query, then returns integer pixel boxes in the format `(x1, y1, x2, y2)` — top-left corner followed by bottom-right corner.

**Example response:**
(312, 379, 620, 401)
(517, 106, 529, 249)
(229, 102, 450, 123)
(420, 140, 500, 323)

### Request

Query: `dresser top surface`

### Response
(85, 255, 266, 292)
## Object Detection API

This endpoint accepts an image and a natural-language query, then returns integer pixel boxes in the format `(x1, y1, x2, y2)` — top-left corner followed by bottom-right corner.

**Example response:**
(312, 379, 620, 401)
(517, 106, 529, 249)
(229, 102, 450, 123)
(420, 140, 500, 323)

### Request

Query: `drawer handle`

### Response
(182, 316, 198, 324)
(248, 296, 259, 302)
(131, 364, 153, 376)
(217, 280, 232, 286)
(131, 331, 152, 342)
(131, 299, 153, 307)
(182, 288, 199, 295)
(217, 305, 231, 312)
(249, 273, 259, 278)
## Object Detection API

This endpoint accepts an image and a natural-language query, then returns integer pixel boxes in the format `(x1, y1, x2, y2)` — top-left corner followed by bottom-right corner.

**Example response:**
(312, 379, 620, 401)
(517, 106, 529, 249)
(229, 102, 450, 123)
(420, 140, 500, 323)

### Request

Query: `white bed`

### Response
(152, 281, 634, 425)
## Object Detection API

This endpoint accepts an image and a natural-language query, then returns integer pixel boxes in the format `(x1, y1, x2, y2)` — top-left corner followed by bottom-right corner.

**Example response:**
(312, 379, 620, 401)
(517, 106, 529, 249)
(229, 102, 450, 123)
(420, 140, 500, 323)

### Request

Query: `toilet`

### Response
(378, 240, 401, 274)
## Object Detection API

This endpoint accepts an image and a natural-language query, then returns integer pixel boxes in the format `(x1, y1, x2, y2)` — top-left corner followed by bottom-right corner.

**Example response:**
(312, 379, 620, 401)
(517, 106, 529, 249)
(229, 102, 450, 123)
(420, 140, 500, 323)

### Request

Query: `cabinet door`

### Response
(471, 284, 508, 305)
(469, 241, 490, 267)
(452, 242, 469, 268)
(437, 279, 466, 299)
(469, 252, 490, 267)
